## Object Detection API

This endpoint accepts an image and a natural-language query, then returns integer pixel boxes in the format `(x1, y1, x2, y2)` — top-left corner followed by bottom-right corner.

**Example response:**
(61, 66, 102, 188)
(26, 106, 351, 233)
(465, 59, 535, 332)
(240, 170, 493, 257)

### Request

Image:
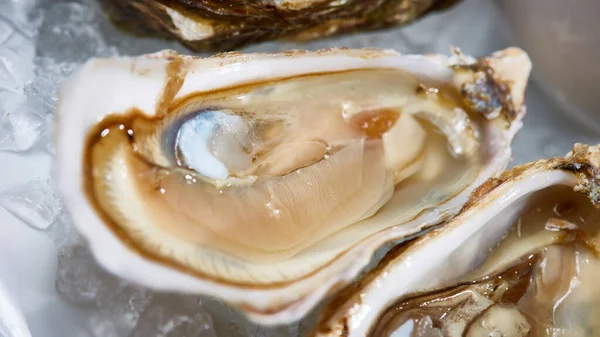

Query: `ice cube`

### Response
(0, 178, 62, 230)
(37, 1, 117, 63)
(50, 212, 116, 306)
(87, 309, 153, 337)
(55, 243, 114, 305)
(198, 296, 314, 337)
(0, 1, 116, 155)
(50, 212, 154, 336)
(131, 295, 217, 337)
(26, 58, 78, 109)
(0, 5, 43, 153)
(54, 241, 153, 309)
(0, 0, 40, 39)
(46, 210, 82, 249)
(0, 92, 53, 152)
(87, 315, 122, 337)
(85, 288, 153, 337)
(0, 19, 35, 94)
(16, 58, 79, 154)
(54, 244, 216, 337)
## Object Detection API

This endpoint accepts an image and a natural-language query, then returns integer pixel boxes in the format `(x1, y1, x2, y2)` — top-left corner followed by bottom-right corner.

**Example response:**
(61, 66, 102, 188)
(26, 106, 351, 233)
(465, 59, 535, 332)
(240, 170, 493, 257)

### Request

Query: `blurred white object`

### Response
(0, 280, 32, 337)
(498, 0, 600, 132)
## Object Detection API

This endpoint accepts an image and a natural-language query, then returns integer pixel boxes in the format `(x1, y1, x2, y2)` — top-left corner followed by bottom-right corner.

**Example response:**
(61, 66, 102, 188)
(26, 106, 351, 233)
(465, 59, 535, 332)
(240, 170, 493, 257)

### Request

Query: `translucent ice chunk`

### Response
(53, 227, 153, 336)
(0, 178, 62, 230)
(26, 58, 78, 109)
(86, 298, 153, 337)
(0, 4, 43, 153)
(47, 211, 82, 249)
(55, 243, 113, 305)
(0, 92, 53, 152)
(201, 296, 314, 337)
(0, 18, 35, 93)
(37, 2, 117, 62)
(0, 0, 116, 154)
(4, 58, 77, 154)
(55, 242, 152, 311)
(131, 295, 217, 337)
(87, 315, 122, 337)
(0, 0, 40, 39)
(49, 214, 215, 337)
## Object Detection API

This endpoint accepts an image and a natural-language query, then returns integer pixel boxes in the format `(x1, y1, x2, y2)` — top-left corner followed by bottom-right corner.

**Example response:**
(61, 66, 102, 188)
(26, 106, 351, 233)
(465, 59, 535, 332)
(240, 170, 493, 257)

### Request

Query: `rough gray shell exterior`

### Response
(99, 0, 458, 51)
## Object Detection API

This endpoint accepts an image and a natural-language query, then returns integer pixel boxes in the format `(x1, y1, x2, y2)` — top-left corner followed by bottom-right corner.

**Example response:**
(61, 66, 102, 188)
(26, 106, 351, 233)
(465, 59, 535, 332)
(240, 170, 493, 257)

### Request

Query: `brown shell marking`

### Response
(156, 57, 187, 117)
(559, 143, 600, 207)
(457, 61, 516, 123)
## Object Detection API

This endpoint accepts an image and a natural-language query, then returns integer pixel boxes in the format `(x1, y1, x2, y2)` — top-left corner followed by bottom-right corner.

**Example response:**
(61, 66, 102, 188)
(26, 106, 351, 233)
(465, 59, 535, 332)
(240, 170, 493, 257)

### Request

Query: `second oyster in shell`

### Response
(315, 144, 600, 336)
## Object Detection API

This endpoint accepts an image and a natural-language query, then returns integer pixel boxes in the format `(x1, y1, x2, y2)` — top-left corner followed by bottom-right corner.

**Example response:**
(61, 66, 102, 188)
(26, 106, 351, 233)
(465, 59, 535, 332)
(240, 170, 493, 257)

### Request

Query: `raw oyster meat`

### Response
(54, 47, 530, 324)
(99, 0, 459, 51)
(315, 143, 600, 336)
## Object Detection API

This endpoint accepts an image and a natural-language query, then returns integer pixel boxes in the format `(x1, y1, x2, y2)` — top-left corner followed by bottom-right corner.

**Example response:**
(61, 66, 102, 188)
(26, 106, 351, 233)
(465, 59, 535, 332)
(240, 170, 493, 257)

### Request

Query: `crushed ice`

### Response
(0, 0, 40, 152)
(0, 178, 62, 230)
(0, 0, 116, 154)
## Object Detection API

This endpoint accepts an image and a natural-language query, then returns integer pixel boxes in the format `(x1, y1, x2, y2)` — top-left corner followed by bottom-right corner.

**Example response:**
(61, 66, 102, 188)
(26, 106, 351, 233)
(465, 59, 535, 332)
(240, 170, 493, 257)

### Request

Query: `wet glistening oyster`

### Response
(54, 47, 530, 324)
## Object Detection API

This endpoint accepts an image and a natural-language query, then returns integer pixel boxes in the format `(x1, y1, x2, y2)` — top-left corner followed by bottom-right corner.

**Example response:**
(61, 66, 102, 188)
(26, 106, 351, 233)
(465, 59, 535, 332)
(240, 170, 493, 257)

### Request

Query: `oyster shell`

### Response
(99, 0, 458, 51)
(54, 47, 530, 324)
(314, 143, 600, 336)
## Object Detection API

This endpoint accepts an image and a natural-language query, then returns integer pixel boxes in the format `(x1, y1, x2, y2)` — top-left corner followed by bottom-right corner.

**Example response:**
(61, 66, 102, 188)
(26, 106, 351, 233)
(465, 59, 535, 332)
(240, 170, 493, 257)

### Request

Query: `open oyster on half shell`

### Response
(100, 0, 459, 51)
(315, 143, 600, 337)
(54, 47, 530, 324)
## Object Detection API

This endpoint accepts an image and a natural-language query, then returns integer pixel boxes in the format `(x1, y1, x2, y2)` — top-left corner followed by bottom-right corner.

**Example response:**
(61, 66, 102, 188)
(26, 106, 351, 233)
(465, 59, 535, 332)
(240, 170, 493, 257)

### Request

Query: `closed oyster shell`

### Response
(54, 47, 530, 324)
(314, 143, 600, 337)
(99, 0, 459, 51)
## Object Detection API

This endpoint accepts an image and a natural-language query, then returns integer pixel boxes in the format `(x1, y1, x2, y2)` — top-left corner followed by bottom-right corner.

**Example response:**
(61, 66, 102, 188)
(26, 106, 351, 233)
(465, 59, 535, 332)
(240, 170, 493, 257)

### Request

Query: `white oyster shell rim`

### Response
(53, 47, 530, 324)
(313, 144, 599, 337)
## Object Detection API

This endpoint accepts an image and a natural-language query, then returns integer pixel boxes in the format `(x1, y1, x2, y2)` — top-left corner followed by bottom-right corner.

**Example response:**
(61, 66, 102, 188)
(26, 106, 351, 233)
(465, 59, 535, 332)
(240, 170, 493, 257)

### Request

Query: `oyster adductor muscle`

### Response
(54, 48, 530, 324)
(315, 143, 600, 337)
(99, 0, 459, 51)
